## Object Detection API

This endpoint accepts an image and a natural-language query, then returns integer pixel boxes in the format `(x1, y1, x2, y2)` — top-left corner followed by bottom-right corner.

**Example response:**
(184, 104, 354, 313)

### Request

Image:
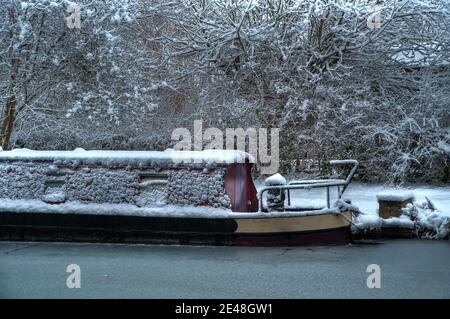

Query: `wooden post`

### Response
(377, 193, 415, 219)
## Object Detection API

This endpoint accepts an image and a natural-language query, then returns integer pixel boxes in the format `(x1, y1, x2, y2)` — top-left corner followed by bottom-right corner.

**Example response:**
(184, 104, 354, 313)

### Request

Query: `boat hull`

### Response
(234, 212, 352, 246)
(0, 211, 352, 246)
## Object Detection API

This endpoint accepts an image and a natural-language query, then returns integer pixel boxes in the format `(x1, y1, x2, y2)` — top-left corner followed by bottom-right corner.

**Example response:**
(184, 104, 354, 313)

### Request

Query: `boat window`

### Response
(42, 170, 67, 204)
(136, 172, 169, 207)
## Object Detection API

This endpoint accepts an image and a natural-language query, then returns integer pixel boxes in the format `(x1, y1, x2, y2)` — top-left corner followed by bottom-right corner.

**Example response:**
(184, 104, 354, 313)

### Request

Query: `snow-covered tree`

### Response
(1, 0, 449, 182)
(152, 0, 450, 182)
(0, 0, 164, 150)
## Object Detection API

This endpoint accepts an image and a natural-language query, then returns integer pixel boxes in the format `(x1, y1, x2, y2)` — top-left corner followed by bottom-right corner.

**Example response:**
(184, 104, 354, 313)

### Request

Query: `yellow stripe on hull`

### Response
(235, 211, 352, 234)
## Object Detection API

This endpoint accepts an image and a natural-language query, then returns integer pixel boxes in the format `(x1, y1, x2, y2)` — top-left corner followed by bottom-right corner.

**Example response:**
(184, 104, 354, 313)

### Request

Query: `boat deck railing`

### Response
(258, 160, 359, 212)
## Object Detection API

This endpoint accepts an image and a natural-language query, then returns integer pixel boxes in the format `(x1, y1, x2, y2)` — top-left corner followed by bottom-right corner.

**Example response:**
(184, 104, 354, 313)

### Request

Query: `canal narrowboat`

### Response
(0, 149, 359, 246)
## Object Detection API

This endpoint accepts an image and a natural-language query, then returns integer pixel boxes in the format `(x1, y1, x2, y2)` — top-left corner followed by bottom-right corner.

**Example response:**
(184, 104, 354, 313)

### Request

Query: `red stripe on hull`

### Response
(234, 226, 352, 246)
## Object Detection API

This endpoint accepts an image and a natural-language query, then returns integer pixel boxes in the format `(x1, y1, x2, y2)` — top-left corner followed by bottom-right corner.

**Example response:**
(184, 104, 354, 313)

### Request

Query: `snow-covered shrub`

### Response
(402, 202, 450, 239)
(0, 163, 46, 199)
(167, 169, 231, 208)
(66, 168, 139, 204)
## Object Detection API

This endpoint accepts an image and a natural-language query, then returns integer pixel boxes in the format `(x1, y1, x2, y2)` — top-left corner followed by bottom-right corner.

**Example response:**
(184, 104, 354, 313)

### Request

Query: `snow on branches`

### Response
(0, 0, 449, 182)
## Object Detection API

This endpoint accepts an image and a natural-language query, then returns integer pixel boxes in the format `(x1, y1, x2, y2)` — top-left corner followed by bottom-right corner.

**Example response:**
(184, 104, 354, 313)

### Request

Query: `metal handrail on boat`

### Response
(286, 179, 346, 207)
(258, 160, 359, 212)
(288, 179, 346, 185)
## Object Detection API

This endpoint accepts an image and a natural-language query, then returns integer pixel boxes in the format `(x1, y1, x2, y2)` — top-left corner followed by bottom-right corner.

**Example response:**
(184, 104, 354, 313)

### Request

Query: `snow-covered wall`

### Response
(0, 162, 232, 209)
(0, 163, 46, 200)
(65, 168, 139, 204)
(167, 169, 231, 208)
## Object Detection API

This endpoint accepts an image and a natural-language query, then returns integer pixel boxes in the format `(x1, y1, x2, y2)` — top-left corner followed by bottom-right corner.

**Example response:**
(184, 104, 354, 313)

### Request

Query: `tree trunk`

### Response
(0, 95, 17, 150)
(0, 58, 18, 150)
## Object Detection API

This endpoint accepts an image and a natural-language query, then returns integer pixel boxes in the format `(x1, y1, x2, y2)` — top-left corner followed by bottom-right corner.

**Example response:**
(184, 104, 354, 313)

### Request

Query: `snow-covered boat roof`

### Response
(0, 148, 255, 167)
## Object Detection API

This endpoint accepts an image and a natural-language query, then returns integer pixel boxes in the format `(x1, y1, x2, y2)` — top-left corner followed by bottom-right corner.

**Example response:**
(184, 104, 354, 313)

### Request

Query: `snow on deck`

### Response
(0, 199, 340, 219)
(0, 148, 254, 166)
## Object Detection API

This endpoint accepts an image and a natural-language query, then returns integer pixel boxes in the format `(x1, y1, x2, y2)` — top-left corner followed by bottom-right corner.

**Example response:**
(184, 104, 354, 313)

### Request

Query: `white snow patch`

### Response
(42, 192, 66, 204)
(0, 149, 254, 166)
(0, 199, 341, 219)
(382, 215, 415, 229)
(376, 191, 415, 202)
(264, 173, 287, 185)
(352, 214, 382, 233)
(438, 141, 450, 154)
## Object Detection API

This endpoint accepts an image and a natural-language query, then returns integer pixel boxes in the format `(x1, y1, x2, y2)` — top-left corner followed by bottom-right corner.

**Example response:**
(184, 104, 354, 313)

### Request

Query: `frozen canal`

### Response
(1, 240, 449, 298)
